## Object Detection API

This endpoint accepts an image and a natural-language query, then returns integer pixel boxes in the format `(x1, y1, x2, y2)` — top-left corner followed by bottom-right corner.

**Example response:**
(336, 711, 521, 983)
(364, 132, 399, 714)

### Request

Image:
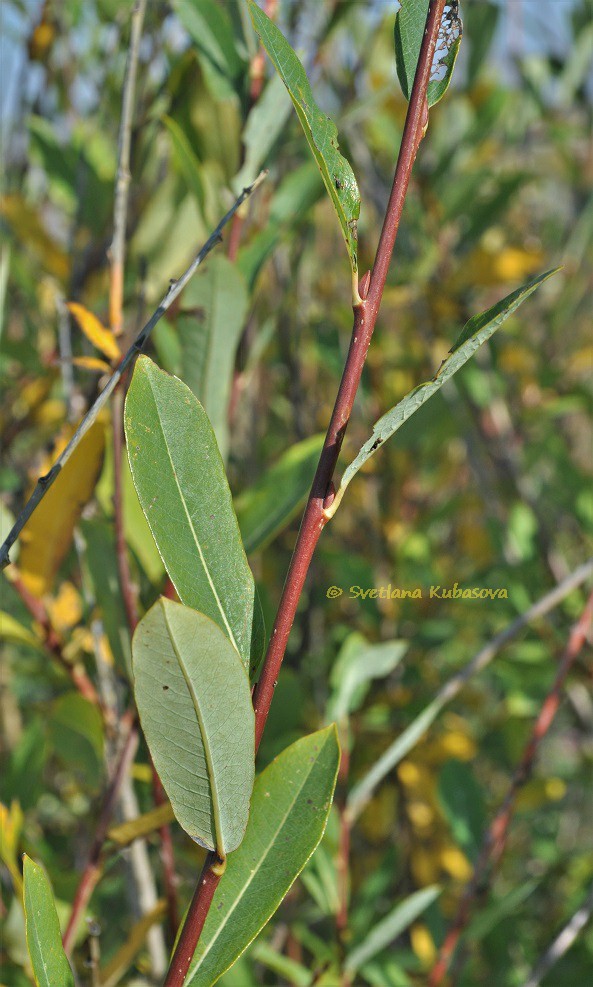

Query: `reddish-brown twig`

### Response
(429, 587, 593, 986)
(163, 4, 448, 984)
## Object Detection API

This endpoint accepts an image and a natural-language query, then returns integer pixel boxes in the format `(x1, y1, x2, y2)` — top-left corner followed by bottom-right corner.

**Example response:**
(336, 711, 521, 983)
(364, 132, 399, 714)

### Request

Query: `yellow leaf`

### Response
(410, 923, 437, 967)
(67, 302, 122, 362)
(72, 356, 112, 373)
(18, 418, 106, 597)
(0, 801, 24, 897)
(440, 846, 473, 881)
(0, 611, 44, 652)
(108, 803, 175, 847)
(130, 763, 153, 783)
(47, 582, 82, 633)
(0, 194, 70, 282)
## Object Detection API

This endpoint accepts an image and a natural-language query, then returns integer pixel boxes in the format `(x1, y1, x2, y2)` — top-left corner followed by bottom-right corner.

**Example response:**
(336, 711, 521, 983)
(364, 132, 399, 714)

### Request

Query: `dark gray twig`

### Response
(0, 170, 267, 571)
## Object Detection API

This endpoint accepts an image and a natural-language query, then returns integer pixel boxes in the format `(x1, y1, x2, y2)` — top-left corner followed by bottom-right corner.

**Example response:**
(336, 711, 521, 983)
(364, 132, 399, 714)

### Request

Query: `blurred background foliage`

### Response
(1, 1, 592, 985)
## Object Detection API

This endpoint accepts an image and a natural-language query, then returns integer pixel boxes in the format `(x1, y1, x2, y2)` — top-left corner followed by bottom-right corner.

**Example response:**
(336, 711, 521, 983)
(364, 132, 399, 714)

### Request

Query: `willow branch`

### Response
(163, 4, 448, 985)
(0, 171, 266, 572)
(429, 588, 593, 986)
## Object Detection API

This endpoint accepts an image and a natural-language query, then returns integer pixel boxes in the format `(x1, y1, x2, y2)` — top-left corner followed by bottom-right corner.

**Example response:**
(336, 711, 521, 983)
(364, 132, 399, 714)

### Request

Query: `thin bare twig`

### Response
(163, 4, 448, 984)
(347, 559, 593, 822)
(0, 171, 267, 572)
(523, 882, 593, 987)
(429, 588, 593, 986)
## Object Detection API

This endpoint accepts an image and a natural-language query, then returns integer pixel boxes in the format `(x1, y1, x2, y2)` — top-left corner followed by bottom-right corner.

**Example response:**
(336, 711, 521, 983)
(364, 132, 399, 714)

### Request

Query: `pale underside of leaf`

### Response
(248, 0, 360, 291)
(395, 1, 463, 108)
(328, 269, 559, 515)
(133, 598, 255, 855)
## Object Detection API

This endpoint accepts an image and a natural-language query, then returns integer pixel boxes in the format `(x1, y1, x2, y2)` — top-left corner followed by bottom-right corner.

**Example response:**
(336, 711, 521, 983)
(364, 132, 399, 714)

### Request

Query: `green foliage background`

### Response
(1, 1, 592, 985)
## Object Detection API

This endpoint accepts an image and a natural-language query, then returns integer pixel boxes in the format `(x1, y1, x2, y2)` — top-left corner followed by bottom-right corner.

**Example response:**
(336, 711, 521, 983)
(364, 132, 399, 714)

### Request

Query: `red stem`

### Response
(163, 3, 447, 984)
(429, 588, 593, 986)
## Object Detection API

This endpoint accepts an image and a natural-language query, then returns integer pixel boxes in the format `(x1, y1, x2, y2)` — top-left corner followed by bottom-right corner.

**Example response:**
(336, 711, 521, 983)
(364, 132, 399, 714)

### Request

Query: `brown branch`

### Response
(429, 588, 593, 986)
(163, 3, 448, 984)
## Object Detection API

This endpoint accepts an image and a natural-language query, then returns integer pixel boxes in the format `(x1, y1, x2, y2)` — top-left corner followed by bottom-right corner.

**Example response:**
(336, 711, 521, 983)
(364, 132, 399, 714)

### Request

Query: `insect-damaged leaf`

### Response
(332, 270, 560, 512)
(133, 598, 254, 855)
(23, 856, 75, 987)
(125, 356, 264, 677)
(248, 0, 360, 291)
(395, 1, 463, 108)
(186, 726, 340, 986)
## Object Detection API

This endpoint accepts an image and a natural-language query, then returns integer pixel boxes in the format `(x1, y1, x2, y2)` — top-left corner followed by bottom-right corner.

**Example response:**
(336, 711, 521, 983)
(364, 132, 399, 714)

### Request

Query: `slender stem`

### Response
(109, 0, 146, 337)
(429, 588, 593, 986)
(163, 4, 447, 984)
(63, 711, 138, 955)
(253, 0, 445, 749)
(346, 559, 593, 822)
(523, 881, 593, 987)
(0, 172, 267, 572)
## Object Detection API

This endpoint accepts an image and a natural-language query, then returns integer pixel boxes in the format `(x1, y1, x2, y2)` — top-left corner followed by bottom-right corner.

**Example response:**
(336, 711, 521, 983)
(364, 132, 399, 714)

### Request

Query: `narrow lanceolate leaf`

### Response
(345, 886, 441, 975)
(163, 116, 205, 216)
(23, 855, 75, 987)
(125, 356, 264, 675)
(132, 598, 254, 855)
(248, 0, 360, 292)
(329, 270, 560, 515)
(67, 302, 121, 361)
(177, 255, 248, 462)
(235, 434, 324, 554)
(328, 634, 408, 723)
(186, 726, 340, 986)
(395, 1, 463, 108)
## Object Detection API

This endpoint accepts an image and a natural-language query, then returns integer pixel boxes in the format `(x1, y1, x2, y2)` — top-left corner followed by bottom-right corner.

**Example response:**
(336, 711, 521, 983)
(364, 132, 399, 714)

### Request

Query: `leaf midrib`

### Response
(161, 601, 225, 854)
(146, 373, 240, 655)
(189, 739, 330, 977)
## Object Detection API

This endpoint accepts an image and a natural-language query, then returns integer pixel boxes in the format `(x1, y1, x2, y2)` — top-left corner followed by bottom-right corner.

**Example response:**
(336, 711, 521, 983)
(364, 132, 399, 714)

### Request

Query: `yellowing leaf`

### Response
(0, 194, 70, 282)
(410, 923, 437, 967)
(439, 846, 473, 881)
(18, 419, 106, 597)
(108, 803, 175, 847)
(71, 356, 112, 373)
(0, 801, 24, 897)
(46, 582, 83, 632)
(67, 302, 122, 362)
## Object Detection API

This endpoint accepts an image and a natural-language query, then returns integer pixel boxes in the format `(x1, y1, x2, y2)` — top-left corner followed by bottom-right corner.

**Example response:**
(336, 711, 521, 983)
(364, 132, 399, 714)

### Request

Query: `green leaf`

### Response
(177, 255, 248, 462)
(437, 760, 485, 861)
(132, 597, 254, 855)
(345, 886, 441, 974)
(125, 355, 264, 676)
(80, 519, 131, 673)
(330, 270, 560, 514)
(248, 0, 360, 292)
(172, 0, 245, 100)
(233, 73, 292, 194)
(328, 633, 408, 722)
(48, 693, 105, 790)
(186, 726, 340, 986)
(162, 116, 205, 216)
(394, 1, 463, 108)
(236, 434, 324, 554)
(23, 855, 75, 987)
